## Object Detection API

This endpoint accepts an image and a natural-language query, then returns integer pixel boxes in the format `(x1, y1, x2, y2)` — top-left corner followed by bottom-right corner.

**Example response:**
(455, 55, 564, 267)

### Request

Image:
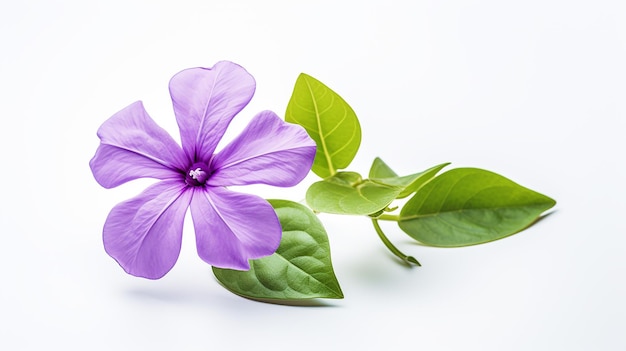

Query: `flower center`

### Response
(185, 162, 210, 186)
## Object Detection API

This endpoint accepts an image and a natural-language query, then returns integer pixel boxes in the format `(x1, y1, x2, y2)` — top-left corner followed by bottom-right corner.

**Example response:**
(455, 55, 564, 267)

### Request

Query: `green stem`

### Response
(371, 219, 421, 266)
(377, 214, 400, 221)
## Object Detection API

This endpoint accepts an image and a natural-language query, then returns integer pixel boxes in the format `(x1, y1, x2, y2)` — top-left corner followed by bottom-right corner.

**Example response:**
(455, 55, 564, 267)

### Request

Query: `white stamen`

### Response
(189, 168, 205, 180)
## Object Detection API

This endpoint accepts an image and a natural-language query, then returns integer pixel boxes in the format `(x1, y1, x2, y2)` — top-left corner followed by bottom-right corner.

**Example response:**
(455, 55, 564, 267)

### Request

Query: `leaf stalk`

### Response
(377, 214, 400, 221)
(371, 219, 420, 266)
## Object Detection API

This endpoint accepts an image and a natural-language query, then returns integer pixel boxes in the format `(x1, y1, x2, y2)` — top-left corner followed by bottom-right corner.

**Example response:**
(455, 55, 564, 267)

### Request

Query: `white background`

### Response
(1, 1, 625, 350)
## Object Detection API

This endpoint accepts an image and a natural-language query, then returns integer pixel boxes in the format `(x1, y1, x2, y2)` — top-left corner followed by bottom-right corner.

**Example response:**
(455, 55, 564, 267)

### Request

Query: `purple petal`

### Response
(190, 187, 281, 270)
(208, 111, 316, 187)
(103, 180, 192, 279)
(90, 101, 187, 188)
(169, 61, 256, 163)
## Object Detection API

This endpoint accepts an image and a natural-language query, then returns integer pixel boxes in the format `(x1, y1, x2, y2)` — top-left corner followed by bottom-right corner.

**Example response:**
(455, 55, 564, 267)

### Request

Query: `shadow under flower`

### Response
(121, 276, 340, 308)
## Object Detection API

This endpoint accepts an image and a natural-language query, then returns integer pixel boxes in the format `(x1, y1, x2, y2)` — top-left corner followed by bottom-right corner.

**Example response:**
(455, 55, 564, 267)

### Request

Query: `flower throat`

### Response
(185, 162, 210, 186)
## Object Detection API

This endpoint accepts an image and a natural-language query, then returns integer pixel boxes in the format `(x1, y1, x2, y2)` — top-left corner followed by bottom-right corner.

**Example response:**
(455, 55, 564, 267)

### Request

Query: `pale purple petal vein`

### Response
(103, 180, 192, 279)
(208, 110, 316, 187)
(169, 61, 256, 163)
(90, 101, 187, 188)
(190, 187, 282, 270)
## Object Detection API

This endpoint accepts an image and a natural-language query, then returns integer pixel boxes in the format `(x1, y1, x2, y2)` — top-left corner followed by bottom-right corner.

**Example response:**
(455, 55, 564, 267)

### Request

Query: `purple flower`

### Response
(90, 61, 316, 279)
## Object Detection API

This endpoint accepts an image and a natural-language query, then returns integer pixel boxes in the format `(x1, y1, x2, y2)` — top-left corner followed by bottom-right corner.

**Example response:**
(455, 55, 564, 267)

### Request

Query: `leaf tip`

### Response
(297, 72, 312, 81)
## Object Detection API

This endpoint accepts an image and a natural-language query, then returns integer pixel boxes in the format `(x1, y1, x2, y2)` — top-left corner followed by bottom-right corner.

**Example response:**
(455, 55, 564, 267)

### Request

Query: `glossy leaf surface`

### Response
(369, 158, 450, 199)
(213, 200, 343, 301)
(398, 168, 556, 247)
(306, 172, 402, 215)
(285, 73, 361, 178)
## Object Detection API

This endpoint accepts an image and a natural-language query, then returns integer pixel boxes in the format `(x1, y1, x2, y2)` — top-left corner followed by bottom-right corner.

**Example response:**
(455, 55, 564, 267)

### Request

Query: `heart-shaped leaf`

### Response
(369, 158, 450, 199)
(213, 200, 344, 302)
(285, 73, 361, 178)
(306, 171, 402, 215)
(398, 168, 556, 247)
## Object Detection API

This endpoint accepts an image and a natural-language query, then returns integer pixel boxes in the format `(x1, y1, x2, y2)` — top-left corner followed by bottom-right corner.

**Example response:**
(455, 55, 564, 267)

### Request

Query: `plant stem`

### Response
(377, 214, 400, 221)
(371, 219, 421, 266)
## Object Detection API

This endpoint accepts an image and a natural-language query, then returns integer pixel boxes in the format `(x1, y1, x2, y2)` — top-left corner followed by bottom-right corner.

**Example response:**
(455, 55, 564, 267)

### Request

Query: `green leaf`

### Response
(398, 168, 556, 247)
(213, 199, 343, 302)
(368, 157, 399, 179)
(369, 157, 450, 199)
(285, 73, 361, 178)
(306, 171, 402, 215)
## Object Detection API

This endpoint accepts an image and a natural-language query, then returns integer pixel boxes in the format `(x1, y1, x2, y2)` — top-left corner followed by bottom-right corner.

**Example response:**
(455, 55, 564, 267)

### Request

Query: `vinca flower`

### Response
(90, 61, 316, 279)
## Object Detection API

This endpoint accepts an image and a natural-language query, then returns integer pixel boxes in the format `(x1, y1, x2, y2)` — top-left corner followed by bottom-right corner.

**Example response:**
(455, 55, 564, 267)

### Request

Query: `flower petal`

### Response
(103, 180, 192, 279)
(208, 110, 316, 187)
(169, 61, 256, 163)
(90, 101, 187, 188)
(190, 187, 281, 270)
